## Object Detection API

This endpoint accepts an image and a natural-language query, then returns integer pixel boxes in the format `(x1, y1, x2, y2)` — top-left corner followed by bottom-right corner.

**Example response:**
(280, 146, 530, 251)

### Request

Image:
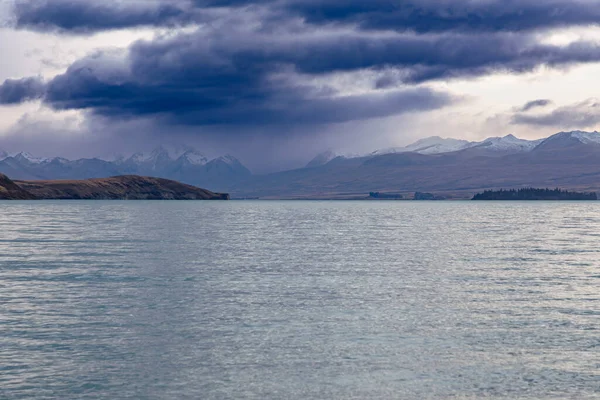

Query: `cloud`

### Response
(5, 25, 472, 125)
(0, 77, 45, 104)
(512, 98, 600, 128)
(4, 14, 600, 126)
(12, 0, 190, 33)
(519, 99, 553, 112)
(285, 0, 600, 34)
(11, 0, 600, 35)
(4, 0, 600, 149)
(40, 49, 455, 125)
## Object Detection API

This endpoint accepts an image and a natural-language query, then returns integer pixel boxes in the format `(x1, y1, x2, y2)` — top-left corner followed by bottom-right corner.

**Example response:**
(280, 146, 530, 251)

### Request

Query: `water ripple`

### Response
(0, 200, 599, 399)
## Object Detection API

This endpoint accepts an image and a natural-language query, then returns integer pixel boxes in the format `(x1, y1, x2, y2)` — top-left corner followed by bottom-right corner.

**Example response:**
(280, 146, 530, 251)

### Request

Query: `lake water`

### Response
(1, 201, 599, 399)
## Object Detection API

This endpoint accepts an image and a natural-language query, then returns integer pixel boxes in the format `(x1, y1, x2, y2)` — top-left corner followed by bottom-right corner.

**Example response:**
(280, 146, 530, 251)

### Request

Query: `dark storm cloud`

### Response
(512, 99, 600, 127)
(6, 0, 600, 127)
(12, 0, 600, 34)
(38, 41, 455, 124)
(519, 99, 553, 112)
(13, 0, 189, 33)
(285, 0, 600, 34)
(5, 23, 600, 125)
(0, 77, 45, 104)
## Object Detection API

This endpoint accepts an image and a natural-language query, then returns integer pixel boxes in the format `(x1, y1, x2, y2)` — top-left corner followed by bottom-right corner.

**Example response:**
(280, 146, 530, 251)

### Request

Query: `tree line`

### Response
(472, 188, 597, 200)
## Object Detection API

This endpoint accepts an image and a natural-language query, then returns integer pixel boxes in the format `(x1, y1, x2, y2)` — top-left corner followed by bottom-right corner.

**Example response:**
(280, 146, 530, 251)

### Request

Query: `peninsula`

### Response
(0, 174, 229, 200)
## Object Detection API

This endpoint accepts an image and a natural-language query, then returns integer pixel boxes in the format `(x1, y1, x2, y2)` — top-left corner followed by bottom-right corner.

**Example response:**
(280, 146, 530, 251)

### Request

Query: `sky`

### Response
(2, 0, 600, 172)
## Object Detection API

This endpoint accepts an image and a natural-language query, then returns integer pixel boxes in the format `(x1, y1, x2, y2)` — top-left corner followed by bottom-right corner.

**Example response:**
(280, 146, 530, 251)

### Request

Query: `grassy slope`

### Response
(10, 175, 229, 200)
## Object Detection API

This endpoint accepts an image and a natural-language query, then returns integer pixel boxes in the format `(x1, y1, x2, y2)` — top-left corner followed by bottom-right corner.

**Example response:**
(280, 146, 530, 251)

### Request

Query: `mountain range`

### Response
(309, 134, 544, 166)
(233, 131, 600, 198)
(0, 146, 251, 192)
(3, 131, 600, 198)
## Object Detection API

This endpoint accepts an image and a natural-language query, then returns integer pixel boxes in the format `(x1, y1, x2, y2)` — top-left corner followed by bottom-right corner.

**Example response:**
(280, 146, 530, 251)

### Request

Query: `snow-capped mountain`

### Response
(406, 136, 473, 154)
(237, 130, 600, 198)
(120, 145, 206, 169)
(371, 137, 473, 156)
(12, 152, 49, 164)
(469, 134, 543, 153)
(0, 145, 251, 191)
(573, 130, 600, 144)
(551, 130, 600, 145)
(306, 150, 339, 168)
(179, 150, 208, 166)
(307, 132, 579, 168)
(533, 130, 600, 152)
(370, 135, 541, 157)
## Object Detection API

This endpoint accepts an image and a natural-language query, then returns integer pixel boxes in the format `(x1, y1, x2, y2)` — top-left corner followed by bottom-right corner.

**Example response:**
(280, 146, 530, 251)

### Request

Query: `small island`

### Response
(472, 188, 597, 201)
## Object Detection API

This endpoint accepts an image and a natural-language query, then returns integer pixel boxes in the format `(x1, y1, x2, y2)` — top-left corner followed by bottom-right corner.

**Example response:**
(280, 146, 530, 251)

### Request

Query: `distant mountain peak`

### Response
(178, 150, 208, 166)
(124, 145, 208, 167)
(567, 130, 600, 144)
(306, 150, 339, 168)
(534, 130, 600, 151)
(13, 152, 48, 164)
(370, 133, 547, 157)
(211, 154, 245, 167)
(372, 136, 473, 156)
(473, 134, 541, 152)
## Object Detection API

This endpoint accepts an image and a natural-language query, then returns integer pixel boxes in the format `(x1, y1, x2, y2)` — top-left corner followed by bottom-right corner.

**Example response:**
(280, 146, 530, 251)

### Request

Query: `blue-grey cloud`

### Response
(13, 0, 189, 33)
(5, 0, 600, 129)
(512, 99, 600, 127)
(38, 45, 455, 124)
(4, 23, 600, 125)
(0, 77, 45, 104)
(12, 0, 600, 34)
(519, 99, 553, 112)
(285, 0, 600, 34)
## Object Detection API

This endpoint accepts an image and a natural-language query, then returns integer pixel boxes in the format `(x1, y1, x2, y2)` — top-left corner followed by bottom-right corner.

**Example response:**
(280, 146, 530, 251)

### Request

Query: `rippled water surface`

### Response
(1, 201, 599, 399)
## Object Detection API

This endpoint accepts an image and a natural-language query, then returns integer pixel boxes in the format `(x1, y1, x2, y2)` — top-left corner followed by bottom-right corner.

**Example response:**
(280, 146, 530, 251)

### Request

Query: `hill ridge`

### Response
(0, 174, 229, 200)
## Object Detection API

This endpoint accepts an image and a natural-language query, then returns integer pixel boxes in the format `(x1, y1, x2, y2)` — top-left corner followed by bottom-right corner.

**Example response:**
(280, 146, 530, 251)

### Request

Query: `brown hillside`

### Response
(0, 174, 38, 199)
(15, 175, 229, 200)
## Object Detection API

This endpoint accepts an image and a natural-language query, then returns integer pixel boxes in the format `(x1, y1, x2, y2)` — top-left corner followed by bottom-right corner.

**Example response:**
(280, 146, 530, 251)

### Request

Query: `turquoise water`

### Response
(1, 201, 599, 399)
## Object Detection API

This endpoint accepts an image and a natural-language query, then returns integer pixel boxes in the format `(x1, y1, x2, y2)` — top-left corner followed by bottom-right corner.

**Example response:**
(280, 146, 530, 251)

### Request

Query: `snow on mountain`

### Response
(533, 130, 600, 151)
(403, 136, 473, 154)
(569, 130, 600, 144)
(371, 136, 473, 156)
(124, 145, 208, 166)
(127, 152, 152, 164)
(471, 134, 542, 152)
(103, 154, 126, 163)
(178, 150, 208, 166)
(370, 134, 544, 157)
(209, 155, 248, 169)
(306, 150, 339, 168)
(48, 157, 70, 164)
(204, 155, 252, 179)
(13, 152, 48, 164)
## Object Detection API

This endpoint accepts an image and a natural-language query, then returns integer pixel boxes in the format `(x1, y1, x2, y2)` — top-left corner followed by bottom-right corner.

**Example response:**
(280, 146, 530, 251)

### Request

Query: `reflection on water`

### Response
(0, 201, 599, 399)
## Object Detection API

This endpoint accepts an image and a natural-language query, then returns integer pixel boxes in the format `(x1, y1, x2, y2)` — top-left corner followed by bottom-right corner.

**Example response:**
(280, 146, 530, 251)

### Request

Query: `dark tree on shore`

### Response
(472, 188, 597, 200)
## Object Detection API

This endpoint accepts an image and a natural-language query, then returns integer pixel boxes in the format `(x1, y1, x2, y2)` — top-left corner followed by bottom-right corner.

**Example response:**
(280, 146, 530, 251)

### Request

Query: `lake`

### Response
(1, 201, 599, 399)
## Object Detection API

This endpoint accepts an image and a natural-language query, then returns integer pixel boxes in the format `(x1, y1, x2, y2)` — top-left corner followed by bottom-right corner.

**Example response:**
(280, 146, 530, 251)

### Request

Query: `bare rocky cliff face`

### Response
(0, 174, 229, 200)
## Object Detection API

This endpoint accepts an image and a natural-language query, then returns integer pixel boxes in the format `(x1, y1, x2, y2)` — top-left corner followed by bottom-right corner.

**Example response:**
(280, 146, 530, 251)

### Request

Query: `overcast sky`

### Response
(2, 0, 600, 171)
